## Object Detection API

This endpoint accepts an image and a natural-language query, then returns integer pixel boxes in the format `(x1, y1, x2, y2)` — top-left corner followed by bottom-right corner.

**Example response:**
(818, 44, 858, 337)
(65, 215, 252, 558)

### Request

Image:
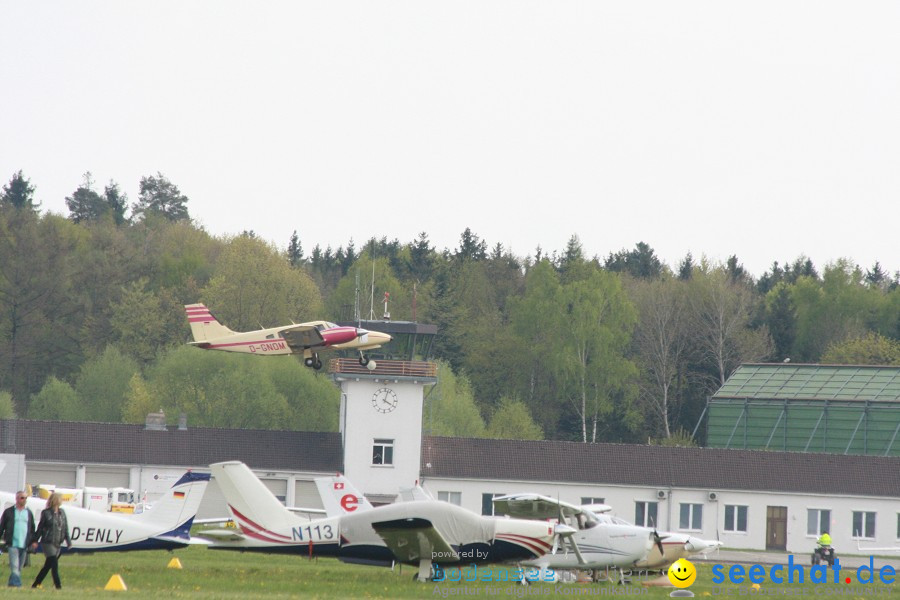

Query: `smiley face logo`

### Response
(667, 558, 697, 588)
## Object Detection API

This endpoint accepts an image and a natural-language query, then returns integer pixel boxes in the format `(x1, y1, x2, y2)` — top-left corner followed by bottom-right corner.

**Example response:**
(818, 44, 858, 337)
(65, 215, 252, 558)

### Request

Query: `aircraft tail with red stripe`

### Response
(210, 461, 298, 534)
(184, 303, 235, 344)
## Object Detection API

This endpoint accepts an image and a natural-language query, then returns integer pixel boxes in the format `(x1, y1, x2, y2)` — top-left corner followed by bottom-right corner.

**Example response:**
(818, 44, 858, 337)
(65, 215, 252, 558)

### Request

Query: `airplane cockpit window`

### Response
(580, 512, 599, 529)
(315, 324, 325, 332)
(324, 322, 337, 329)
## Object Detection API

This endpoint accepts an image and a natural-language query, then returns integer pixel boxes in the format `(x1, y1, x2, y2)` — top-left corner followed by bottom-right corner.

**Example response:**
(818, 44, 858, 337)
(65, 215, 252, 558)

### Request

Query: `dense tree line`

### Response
(1, 170, 898, 443)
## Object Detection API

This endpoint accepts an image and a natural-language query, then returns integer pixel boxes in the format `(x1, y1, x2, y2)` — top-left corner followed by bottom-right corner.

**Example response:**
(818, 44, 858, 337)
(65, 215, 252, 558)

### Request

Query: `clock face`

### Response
(372, 388, 398, 413)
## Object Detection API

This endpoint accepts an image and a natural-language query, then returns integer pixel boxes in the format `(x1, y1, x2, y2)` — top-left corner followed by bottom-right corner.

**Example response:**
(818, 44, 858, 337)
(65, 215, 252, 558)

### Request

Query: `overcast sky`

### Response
(2, 1, 898, 277)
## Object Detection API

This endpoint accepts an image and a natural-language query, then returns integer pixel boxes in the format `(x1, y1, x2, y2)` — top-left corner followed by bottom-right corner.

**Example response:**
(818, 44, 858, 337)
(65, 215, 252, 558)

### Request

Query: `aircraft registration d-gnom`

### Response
(184, 303, 391, 370)
(0, 471, 210, 552)
(203, 461, 575, 581)
(491, 494, 657, 574)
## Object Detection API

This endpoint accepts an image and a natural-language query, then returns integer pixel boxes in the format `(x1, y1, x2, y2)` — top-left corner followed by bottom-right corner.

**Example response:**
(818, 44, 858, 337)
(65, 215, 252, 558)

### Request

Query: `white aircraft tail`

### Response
(130, 471, 211, 540)
(211, 461, 298, 532)
(314, 473, 373, 517)
(398, 484, 434, 502)
(184, 303, 235, 342)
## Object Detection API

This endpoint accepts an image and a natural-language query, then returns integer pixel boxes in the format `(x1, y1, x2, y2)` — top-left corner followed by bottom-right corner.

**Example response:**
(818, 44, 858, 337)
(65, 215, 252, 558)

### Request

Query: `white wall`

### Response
(422, 476, 900, 555)
(340, 378, 425, 498)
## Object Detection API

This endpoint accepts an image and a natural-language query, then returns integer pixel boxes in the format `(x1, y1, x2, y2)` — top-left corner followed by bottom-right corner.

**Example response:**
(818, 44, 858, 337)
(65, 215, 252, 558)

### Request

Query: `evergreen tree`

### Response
(455, 228, 488, 262)
(1, 170, 39, 211)
(604, 241, 663, 279)
(132, 172, 190, 222)
(103, 180, 128, 225)
(65, 172, 108, 223)
(287, 230, 303, 266)
(677, 252, 694, 280)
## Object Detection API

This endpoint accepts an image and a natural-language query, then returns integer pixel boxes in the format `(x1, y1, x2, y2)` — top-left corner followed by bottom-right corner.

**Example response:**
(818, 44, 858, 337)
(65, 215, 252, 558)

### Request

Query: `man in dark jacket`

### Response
(0, 491, 37, 587)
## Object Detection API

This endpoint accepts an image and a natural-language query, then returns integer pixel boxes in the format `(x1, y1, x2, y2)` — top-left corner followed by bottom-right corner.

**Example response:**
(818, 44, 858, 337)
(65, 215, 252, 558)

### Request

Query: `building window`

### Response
(438, 491, 461, 506)
(897, 514, 900, 540)
(724, 505, 748, 532)
(581, 496, 605, 505)
(679, 503, 702, 531)
(482, 493, 506, 516)
(852, 511, 876, 539)
(807, 509, 831, 536)
(372, 439, 393, 465)
(635, 501, 659, 528)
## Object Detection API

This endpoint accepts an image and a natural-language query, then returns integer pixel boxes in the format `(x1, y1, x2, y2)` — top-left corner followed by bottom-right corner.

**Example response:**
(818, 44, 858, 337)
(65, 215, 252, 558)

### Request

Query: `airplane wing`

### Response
(492, 493, 584, 520)
(371, 517, 459, 563)
(195, 528, 248, 543)
(279, 325, 325, 350)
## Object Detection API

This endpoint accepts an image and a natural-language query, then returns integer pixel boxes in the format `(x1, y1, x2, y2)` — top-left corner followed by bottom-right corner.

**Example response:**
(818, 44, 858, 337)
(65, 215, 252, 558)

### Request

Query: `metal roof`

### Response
(713, 364, 900, 402)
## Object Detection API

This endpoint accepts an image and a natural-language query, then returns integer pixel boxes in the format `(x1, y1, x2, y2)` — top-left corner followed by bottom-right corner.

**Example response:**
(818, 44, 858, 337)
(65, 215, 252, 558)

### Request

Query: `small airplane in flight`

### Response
(202, 461, 576, 581)
(184, 303, 391, 370)
(0, 471, 210, 552)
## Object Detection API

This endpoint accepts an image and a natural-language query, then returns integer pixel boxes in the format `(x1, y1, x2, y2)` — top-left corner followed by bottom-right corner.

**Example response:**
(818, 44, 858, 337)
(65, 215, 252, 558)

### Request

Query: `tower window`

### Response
(372, 439, 394, 465)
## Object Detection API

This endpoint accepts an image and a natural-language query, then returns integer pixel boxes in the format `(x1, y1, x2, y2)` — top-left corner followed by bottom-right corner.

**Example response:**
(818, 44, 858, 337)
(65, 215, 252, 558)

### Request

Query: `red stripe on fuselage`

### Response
(229, 505, 292, 541)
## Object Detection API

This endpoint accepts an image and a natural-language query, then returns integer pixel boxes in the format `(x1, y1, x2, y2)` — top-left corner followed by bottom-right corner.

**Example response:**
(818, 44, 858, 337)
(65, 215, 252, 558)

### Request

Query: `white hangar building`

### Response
(1, 356, 898, 556)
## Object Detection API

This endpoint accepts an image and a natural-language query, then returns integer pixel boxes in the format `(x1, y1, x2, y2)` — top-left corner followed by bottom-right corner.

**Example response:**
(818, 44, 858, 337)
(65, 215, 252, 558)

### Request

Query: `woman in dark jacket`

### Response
(31, 492, 72, 589)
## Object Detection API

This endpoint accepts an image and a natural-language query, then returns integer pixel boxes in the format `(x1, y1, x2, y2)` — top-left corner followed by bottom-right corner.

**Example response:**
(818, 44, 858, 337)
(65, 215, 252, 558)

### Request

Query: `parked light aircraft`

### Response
(493, 494, 721, 572)
(203, 461, 576, 581)
(184, 303, 391, 370)
(492, 494, 656, 572)
(591, 512, 722, 569)
(0, 471, 210, 552)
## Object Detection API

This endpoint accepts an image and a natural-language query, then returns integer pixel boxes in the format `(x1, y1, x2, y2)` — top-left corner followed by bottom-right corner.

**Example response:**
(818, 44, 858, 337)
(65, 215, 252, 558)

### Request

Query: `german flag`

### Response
(174, 491, 185, 499)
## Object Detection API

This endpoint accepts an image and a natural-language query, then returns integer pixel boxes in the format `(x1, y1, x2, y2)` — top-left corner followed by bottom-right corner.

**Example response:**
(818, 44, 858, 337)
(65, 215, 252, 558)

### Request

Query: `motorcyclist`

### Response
(817, 532, 832, 548)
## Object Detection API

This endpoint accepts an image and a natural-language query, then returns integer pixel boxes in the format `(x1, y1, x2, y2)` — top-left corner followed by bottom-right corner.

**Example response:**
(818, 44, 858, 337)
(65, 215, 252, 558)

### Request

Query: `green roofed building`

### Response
(704, 363, 900, 456)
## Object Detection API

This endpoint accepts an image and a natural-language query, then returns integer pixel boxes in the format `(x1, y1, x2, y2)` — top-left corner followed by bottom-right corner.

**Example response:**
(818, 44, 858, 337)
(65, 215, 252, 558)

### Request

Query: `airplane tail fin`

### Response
(314, 473, 373, 517)
(131, 471, 211, 540)
(184, 303, 235, 343)
(211, 461, 298, 533)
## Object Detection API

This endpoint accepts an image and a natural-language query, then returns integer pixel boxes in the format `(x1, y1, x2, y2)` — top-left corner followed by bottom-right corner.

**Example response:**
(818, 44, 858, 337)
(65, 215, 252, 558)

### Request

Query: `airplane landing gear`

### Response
(304, 355, 323, 370)
(360, 352, 377, 371)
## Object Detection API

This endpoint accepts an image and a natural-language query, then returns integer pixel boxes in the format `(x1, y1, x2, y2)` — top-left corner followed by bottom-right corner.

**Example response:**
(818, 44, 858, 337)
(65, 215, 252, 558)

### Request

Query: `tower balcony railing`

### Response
(328, 358, 437, 380)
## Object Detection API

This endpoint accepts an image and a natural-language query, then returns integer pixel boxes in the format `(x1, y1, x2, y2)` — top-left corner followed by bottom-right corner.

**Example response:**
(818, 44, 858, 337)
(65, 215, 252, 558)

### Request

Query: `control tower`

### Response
(330, 320, 437, 504)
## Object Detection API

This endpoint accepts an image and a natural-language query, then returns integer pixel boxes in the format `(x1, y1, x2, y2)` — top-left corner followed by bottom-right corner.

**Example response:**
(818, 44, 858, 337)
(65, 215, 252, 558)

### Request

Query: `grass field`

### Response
(8, 546, 899, 598)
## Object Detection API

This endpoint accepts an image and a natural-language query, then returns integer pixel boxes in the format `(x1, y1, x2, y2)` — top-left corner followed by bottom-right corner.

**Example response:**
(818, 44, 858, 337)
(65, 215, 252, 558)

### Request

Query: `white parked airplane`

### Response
(202, 461, 575, 581)
(0, 471, 210, 552)
(492, 494, 657, 572)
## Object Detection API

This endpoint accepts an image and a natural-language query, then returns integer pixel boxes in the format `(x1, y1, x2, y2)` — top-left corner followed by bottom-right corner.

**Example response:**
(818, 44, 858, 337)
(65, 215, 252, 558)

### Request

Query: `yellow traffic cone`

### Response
(167, 557, 183, 569)
(104, 574, 128, 591)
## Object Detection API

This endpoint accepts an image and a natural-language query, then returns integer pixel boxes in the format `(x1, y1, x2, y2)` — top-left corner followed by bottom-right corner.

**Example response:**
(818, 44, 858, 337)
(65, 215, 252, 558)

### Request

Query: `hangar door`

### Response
(26, 465, 76, 488)
(84, 468, 130, 488)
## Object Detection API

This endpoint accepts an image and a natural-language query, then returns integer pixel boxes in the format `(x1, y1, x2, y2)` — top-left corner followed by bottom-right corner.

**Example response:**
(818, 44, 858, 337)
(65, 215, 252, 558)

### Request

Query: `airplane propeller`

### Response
(649, 517, 665, 556)
(551, 500, 585, 565)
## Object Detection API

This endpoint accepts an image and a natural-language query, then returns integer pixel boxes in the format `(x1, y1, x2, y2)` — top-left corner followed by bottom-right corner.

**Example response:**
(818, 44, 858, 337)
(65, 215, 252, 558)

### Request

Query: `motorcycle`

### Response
(811, 545, 835, 566)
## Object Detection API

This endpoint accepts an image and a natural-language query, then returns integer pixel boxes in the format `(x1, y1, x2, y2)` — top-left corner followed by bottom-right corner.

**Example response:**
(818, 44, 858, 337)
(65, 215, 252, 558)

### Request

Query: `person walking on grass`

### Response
(0, 490, 37, 587)
(31, 493, 71, 589)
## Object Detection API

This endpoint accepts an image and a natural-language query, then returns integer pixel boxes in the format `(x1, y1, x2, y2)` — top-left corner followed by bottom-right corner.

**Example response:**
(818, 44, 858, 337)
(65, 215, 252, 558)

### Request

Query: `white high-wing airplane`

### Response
(203, 461, 575, 581)
(0, 471, 210, 552)
(493, 494, 721, 572)
(591, 512, 723, 569)
(491, 494, 656, 572)
(184, 304, 391, 370)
